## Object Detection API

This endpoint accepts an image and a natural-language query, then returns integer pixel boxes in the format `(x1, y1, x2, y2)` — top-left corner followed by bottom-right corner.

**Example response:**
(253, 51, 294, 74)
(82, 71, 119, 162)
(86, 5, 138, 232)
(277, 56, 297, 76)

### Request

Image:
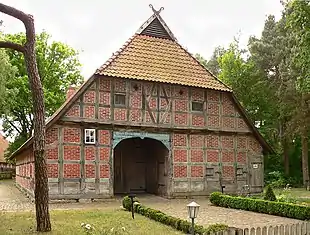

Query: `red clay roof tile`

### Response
(95, 35, 231, 92)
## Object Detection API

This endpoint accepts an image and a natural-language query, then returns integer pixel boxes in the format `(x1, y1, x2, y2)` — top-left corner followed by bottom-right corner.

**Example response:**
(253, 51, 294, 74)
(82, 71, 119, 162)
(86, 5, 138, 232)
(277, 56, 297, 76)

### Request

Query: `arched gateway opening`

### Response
(113, 137, 169, 196)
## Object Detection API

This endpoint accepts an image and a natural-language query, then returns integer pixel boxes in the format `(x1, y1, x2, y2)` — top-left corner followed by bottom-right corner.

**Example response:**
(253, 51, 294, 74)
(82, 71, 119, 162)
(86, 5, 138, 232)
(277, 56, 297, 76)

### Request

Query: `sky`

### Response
(0, 0, 283, 137)
(1, 0, 284, 79)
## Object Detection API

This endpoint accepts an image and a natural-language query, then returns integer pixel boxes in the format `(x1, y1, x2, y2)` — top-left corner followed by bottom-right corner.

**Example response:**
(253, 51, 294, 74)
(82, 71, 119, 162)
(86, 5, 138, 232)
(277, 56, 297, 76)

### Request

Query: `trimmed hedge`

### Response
(122, 196, 228, 235)
(210, 192, 310, 220)
(0, 172, 12, 180)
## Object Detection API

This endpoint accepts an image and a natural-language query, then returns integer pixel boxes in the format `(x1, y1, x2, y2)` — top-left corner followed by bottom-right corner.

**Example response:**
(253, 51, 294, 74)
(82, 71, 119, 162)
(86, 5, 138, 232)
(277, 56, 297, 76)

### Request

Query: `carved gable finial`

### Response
(149, 4, 164, 15)
(135, 4, 177, 41)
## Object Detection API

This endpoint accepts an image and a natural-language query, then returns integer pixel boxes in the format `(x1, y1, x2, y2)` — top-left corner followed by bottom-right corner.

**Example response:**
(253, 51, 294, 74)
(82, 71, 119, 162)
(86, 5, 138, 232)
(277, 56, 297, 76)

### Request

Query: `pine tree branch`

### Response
(0, 41, 25, 53)
(6, 120, 22, 134)
(0, 3, 30, 23)
(0, 3, 35, 50)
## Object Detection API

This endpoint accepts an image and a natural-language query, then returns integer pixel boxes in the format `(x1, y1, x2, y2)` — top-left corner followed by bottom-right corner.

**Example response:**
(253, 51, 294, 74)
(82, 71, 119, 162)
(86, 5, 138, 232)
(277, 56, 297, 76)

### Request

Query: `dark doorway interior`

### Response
(113, 137, 168, 196)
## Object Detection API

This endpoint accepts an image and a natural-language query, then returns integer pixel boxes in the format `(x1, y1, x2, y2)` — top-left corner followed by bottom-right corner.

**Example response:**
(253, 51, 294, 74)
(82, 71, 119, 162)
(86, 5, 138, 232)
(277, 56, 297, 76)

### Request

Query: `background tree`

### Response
(0, 3, 51, 232)
(1, 32, 83, 157)
(0, 22, 16, 139)
(0, 46, 16, 148)
(0, 49, 16, 111)
(248, 14, 292, 176)
(195, 46, 225, 77)
(285, 0, 310, 188)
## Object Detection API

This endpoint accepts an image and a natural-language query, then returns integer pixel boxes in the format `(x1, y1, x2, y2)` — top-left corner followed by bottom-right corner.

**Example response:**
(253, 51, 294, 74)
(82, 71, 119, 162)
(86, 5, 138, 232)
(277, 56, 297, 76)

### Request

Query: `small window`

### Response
(114, 94, 126, 106)
(192, 101, 203, 111)
(206, 168, 214, 176)
(85, 129, 96, 144)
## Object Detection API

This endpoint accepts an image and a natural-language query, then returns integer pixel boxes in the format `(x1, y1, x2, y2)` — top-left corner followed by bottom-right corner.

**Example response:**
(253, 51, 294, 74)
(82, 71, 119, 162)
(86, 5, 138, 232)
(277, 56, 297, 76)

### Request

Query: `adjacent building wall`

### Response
(15, 147, 35, 197)
(0, 134, 9, 163)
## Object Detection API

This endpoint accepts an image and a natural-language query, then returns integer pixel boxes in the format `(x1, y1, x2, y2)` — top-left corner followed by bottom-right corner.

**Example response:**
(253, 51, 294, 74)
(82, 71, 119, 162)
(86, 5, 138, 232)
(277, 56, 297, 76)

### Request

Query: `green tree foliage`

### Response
(0, 24, 16, 111)
(264, 185, 277, 201)
(247, 15, 293, 175)
(0, 49, 16, 108)
(0, 35, 16, 154)
(1, 32, 83, 156)
(195, 46, 226, 77)
(285, 0, 310, 187)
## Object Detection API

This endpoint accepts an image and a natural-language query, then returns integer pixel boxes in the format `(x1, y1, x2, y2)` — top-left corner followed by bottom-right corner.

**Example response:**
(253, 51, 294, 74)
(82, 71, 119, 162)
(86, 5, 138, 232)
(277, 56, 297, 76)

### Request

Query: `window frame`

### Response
(84, 129, 96, 144)
(114, 93, 126, 107)
(206, 167, 215, 177)
(191, 101, 204, 112)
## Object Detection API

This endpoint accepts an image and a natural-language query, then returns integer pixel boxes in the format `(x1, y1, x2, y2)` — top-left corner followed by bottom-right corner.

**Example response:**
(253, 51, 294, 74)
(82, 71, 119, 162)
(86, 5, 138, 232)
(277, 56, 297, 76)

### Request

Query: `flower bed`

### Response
(122, 196, 228, 235)
(210, 192, 310, 220)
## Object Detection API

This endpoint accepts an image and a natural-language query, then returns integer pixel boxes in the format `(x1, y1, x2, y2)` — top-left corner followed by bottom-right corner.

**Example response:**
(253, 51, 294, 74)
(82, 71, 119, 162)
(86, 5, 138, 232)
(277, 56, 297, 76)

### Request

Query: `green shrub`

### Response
(122, 196, 139, 211)
(265, 170, 302, 188)
(205, 224, 230, 234)
(210, 192, 310, 220)
(276, 187, 298, 204)
(122, 196, 228, 235)
(277, 193, 298, 204)
(264, 185, 276, 201)
(0, 172, 12, 180)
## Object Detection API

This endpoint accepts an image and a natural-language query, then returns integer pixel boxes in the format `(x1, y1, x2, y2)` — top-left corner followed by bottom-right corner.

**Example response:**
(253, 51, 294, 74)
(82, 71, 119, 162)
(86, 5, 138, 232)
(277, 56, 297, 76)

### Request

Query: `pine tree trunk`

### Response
(279, 122, 290, 176)
(300, 92, 310, 190)
(24, 47, 51, 231)
(301, 131, 309, 189)
(0, 3, 51, 232)
(283, 139, 290, 176)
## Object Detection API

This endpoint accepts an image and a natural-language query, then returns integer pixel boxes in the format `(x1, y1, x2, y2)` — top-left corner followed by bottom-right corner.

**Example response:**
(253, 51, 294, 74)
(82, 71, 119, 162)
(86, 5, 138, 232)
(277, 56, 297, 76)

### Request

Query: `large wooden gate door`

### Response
(112, 131, 170, 195)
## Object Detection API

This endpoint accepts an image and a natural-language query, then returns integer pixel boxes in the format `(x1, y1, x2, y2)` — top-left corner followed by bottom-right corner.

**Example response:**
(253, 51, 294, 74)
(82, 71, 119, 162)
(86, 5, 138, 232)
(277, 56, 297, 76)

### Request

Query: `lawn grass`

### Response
(0, 209, 183, 235)
(273, 188, 310, 205)
(251, 187, 310, 205)
(273, 188, 310, 198)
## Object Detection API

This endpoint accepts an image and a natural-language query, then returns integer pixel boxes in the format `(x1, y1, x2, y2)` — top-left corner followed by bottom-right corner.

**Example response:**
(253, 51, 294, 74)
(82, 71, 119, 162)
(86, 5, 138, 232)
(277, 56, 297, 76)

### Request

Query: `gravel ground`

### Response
(0, 180, 302, 229)
(0, 180, 33, 211)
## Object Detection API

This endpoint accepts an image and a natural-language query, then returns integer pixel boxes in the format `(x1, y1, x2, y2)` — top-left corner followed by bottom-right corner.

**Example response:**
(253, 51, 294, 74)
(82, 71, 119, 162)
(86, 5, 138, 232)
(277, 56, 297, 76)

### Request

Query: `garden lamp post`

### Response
(128, 193, 136, 219)
(187, 201, 200, 235)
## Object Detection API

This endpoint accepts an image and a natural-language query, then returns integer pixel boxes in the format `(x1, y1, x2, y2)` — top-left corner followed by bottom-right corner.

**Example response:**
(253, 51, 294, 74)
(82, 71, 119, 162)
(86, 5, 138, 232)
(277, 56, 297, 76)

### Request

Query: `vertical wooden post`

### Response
(243, 228, 249, 235)
(58, 127, 64, 195)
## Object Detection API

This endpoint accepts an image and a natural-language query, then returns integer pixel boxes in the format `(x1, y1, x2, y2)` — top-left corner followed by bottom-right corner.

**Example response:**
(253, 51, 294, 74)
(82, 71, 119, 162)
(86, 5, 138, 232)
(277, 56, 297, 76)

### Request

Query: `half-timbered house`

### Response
(11, 6, 272, 200)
